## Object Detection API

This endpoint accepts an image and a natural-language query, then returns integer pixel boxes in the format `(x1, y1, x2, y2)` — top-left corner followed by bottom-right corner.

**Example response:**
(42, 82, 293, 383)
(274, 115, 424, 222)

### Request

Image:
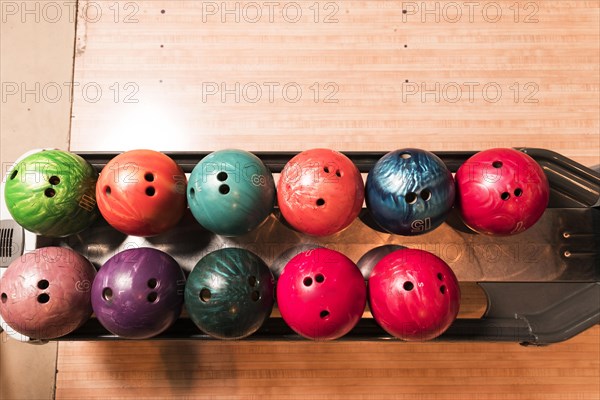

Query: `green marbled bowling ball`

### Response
(4, 149, 99, 237)
(185, 248, 275, 340)
(187, 149, 275, 236)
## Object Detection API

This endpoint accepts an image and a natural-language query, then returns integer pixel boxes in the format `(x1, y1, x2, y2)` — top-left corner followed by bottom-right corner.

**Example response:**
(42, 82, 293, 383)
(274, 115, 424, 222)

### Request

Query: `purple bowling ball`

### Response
(91, 248, 185, 339)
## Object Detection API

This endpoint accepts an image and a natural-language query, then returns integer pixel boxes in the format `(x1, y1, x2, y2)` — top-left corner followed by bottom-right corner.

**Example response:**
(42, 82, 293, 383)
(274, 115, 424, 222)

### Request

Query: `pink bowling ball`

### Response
(277, 248, 366, 340)
(0, 247, 96, 339)
(455, 148, 550, 235)
(368, 248, 460, 341)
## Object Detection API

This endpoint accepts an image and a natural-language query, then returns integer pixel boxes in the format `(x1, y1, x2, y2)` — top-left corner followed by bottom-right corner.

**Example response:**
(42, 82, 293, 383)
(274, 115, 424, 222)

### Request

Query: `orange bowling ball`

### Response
(277, 149, 364, 236)
(96, 150, 187, 236)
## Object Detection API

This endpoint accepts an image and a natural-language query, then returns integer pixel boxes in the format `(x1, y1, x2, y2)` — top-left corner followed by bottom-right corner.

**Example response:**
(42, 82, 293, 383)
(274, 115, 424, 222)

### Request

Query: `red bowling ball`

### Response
(455, 148, 550, 235)
(96, 150, 187, 237)
(368, 248, 460, 341)
(0, 247, 96, 339)
(277, 149, 364, 236)
(277, 248, 366, 340)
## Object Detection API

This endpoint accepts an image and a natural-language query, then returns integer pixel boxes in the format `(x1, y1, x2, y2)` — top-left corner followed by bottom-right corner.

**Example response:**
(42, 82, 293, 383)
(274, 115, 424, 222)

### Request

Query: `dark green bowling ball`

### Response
(185, 248, 275, 340)
(4, 149, 98, 237)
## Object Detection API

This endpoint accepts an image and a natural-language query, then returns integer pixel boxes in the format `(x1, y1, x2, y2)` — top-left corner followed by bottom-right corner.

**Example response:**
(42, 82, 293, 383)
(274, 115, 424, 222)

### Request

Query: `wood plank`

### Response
(53, 393, 600, 400)
(56, 326, 599, 399)
(69, 0, 600, 167)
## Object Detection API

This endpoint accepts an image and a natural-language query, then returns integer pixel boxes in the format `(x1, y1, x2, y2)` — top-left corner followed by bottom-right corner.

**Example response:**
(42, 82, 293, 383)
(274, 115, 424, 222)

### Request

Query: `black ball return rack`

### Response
(7, 148, 600, 345)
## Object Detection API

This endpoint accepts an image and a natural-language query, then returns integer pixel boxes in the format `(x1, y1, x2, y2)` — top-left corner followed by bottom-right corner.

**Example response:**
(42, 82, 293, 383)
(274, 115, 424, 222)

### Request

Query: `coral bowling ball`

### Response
(277, 248, 366, 340)
(185, 248, 275, 339)
(366, 149, 455, 236)
(455, 148, 550, 235)
(91, 248, 185, 339)
(96, 150, 187, 237)
(4, 149, 98, 237)
(187, 149, 275, 236)
(368, 248, 460, 341)
(0, 247, 96, 339)
(277, 149, 364, 236)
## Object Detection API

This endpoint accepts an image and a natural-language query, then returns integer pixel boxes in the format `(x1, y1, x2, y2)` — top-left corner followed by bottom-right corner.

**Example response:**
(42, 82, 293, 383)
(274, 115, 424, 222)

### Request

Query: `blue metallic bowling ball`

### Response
(187, 149, 276, 236)
(365, 149, 455, 235)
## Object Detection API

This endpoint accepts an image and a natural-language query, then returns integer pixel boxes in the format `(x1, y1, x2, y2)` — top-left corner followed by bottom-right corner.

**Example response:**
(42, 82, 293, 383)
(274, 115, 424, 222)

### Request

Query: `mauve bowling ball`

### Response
(187, 149, 275, 236)
(455, 148, 550, 235)
(96, 150, 187, 237)
(4, 149, 98, 237)
(366, 149, 455, 236)
(91, 248, 185, 339)
(185, 248, 275, 339)
(277, 149, 364, 236)
(277, 248, 366, 340)
(0, 247, 96, 339)
(368, 248, 460, 341)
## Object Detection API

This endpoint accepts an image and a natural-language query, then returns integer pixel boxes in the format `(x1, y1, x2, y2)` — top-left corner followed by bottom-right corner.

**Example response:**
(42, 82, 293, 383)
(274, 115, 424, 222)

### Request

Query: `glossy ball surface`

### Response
(368, 249, 460, 341)
(277, 149, 364, 236)
(366, 149, 455, 235)
(0, 247, 96, 339)
(185, 248, 275, 340)
(96, 150, 187, 237)
(4, 149, 98, 237)
(91, 248, 185, 339)
(187, 149, 275, 236)
(277, 248, 366, 340)
(455, 148, 550, 235)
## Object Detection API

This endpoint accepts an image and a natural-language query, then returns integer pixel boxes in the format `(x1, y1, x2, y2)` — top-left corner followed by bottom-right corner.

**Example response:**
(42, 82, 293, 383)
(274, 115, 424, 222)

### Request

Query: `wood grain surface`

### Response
(55, 283, 598, 399)
(58, 0, 600, 399)
(69, 0, 600, 166)
(56, 327, 599, 399)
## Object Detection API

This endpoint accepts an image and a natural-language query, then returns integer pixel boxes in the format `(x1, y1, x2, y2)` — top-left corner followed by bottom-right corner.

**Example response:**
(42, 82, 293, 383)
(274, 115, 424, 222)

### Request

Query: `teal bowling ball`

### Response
(187, 149, 275, 236)
(185, 248, 275, 339)
(4, 149, 98, 237)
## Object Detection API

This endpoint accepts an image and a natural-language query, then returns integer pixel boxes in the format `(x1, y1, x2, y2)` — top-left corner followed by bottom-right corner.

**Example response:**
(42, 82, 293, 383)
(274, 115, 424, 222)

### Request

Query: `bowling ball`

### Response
(0, 247, 96, 339)
(277, 149, 364, 236)
(187, 149, 275, 236)
(368, 248, 460, 341)
(4, 149, 98, 237)
(277, 248, 366, 340)
(455, 148, 550, 235)
(91, 248, 185, 339)
(366, 148, 455, 235)
(185, 248, 274, 339)
(96, 150, 187, 237)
